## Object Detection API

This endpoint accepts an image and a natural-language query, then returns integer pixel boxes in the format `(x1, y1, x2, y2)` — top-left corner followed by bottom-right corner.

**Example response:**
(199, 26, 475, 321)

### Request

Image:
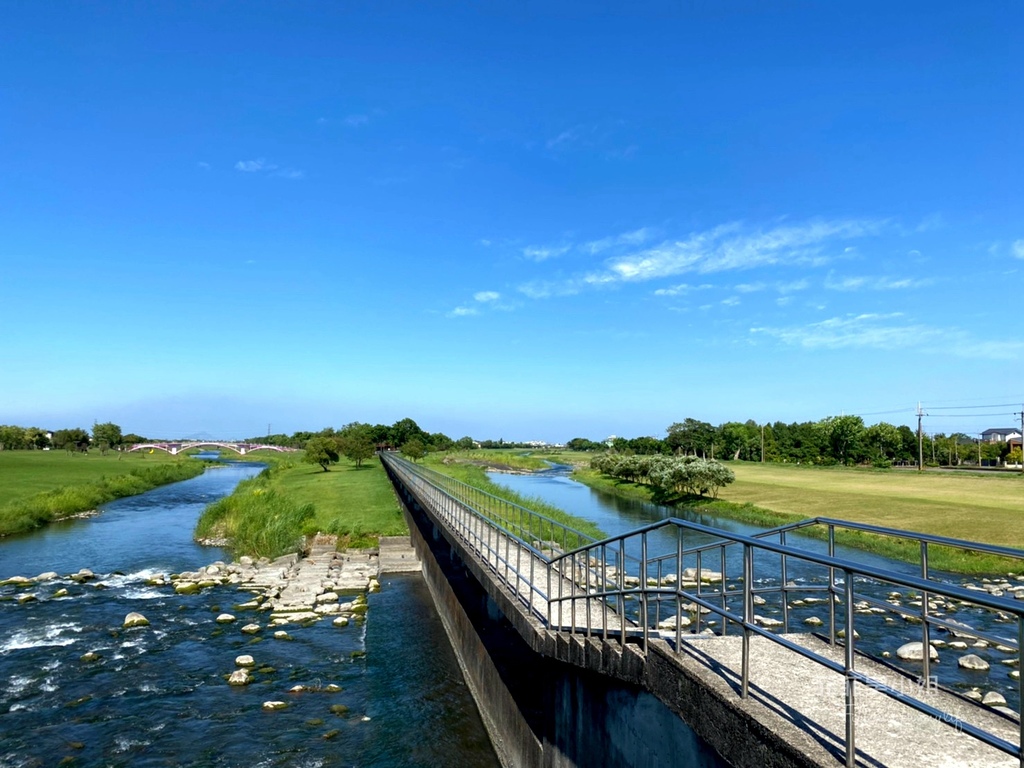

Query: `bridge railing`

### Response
(381, 452, 1023, 766)
(550, 517, 1024, 768)
(381, 453, 599, 623)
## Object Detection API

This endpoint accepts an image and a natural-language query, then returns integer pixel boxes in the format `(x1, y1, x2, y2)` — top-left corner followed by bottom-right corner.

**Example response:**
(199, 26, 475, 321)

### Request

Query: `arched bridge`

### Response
(127, 441, 298, 456)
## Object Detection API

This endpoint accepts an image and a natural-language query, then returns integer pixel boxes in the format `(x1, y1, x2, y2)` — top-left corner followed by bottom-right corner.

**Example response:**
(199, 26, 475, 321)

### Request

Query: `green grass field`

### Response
(195, 455, 406, 557)
(0, 450, 193, 504)
(574, 462, 1024, 573)
(0, 450, 207, 537)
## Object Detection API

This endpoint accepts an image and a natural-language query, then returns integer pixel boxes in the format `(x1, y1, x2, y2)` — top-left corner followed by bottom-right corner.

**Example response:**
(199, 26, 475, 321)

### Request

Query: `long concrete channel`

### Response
(381, 454, 1020, 768)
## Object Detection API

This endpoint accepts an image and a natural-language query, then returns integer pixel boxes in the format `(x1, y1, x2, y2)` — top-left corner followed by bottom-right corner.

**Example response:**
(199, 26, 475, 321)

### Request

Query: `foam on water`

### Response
(0, 621, 82, 653)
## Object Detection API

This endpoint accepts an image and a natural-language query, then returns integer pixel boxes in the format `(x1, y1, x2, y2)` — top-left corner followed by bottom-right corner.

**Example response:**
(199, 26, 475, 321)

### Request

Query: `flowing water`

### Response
(0, 463, 498, 768)
(491, 466, 1022, 711)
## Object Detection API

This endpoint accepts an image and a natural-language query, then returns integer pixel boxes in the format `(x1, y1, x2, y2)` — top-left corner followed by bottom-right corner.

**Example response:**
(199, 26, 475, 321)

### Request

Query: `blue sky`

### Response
(2, 2, 1021, 442)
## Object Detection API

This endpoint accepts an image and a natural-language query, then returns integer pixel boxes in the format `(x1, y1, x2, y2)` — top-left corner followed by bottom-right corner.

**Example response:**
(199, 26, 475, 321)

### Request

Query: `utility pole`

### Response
(1019, 407, 1024, 475)
(917, 402, 924, 472)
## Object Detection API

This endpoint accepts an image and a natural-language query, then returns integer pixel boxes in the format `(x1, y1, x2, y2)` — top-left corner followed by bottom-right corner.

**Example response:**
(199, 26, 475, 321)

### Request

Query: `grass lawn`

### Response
(0, 450, 192, 505)
(721, 463, 1024, 547)
(275, 457, 406, 546)
(0, 450, 207, 537)
(573, 462, 1024, 573)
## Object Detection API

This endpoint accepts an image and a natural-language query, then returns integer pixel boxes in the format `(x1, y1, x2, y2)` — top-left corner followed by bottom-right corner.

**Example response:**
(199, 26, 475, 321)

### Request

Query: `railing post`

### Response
(618, 545, 626, 644)
(844, 569, 856, 768)
(641, 532, 649, 655)
(921, 541, 931, 687)
(829, 524, 837, 645)
(696, 549, 703, 635)
(781, 530, 789, 633)
(721, 544, 728, 637)
(742, 542, 753, 699)
(601, 542, 609, 642)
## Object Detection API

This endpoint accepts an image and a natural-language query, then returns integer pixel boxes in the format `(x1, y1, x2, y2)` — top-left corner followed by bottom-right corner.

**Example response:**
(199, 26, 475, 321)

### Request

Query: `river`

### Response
(0, 462, 499, 768)
(490, 465, 1022, 712)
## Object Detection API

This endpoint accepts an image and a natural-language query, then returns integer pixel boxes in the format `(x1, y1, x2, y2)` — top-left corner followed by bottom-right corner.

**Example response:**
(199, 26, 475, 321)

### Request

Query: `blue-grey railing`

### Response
(382, 453, 1024, 767)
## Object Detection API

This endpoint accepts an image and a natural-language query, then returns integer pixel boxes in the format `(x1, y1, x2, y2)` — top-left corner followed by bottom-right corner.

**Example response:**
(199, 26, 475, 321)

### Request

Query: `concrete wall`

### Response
(387, 465, 728, 768)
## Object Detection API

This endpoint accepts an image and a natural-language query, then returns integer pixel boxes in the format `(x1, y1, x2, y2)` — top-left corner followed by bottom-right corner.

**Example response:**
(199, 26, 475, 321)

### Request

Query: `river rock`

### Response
(216, 614, 236, 623)
(235, 654, 256, 667)
(755, 615, 783, 628)
(17, 594, 36, 604)
(241, 623, 261, 634)
(657, 615, 692, 630)
(983, 691, 1007, 707)
(35, 571, 58, 582)
(273, 630, 292, 640)
(71, 569, 94, 583)
(262, 701, 287, 710)
(315, 591, 339, 604)
(897, 642, 938, 661)
(175, 582, 200, 595)
(228, 669, 252, 686)
(804, 616, 823, 626)
(958, 654, 990, 671)
(80, 651, 101, 663)
(333, 617, 349, 627)
(123, 612, 149, 628)
(1, 575, 32, 586)
(53, 588, 68, 598)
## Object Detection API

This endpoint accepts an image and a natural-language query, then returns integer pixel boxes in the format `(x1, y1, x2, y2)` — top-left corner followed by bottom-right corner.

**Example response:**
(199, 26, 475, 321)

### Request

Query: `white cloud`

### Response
(592, 218, 882, 285)
(825, 272, 931, 291)
(522, 245, 570, 262)
(235, 158, 277, 172)
(447, 306, 478, 318)
(722, 296, 740, 307)
(271, 168, 305, 180)
(518, 280, 580, 299)
(582, 227, 653, 255)
(474, 291, 500, 303)
(197, 161, 210, 170)
(344, 114, 369, 127)
(735, 282, 766, 293)
(478, 239, 492, 247)
(752, 313, 1024, 360)
(1013, 240, 1024, 260)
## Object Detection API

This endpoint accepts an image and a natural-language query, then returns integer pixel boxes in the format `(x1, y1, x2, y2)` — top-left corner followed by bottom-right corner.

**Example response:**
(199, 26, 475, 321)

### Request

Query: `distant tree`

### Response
(455, 436, 476, 450)
(864, 422, 900, 462)
(24, 427, 51, 450)
(566, 437, 603, 451)
(401, 438, 427, 462)
(303, 437, 339, 472)
(666, 419, 715, 457)
(815, 415, 865, 465)
(92, 422, 123, 450)
(336, 422, 376, 468)
(430, 432, 455, 452)
(0, 425, 27, 451)
(390, 418, 428, 449)
(53, 427, 90, 453)
(122, 433, 146, 445)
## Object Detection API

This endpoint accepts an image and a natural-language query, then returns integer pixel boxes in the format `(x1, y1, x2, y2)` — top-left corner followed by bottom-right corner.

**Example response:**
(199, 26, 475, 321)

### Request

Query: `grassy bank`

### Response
(572, 464, 1024, 575)
(423, 454, 606, 545)
(0, 451, 207, 537)
(195, 456, 405, 558)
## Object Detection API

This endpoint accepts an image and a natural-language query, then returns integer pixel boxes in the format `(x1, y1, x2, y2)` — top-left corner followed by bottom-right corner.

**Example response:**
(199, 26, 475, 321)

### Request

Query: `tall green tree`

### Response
(666, 419, 715, 457)
(336, 422, 376, 468)
(401, 438, 427, 462)
(92, 422, 123, 450)
(303, 437, 339, 472)
(815, 415, 865, 465)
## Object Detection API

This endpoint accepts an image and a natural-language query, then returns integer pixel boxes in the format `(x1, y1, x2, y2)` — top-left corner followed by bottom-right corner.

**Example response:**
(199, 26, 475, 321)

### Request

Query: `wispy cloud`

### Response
(522, 245, 570, 262)
(197, 161, 210, 170)
(447, 290, 511, 318)
(652, 283, 711, 297)
(474, 291, 500, 303)
(447, 306, 478, 318)
(596, 219, 883, 284)
(1014, 240, 1024, 260)
(582, 228, 653, 255)
(752, 313, 1024, 360)
(544, 119, 632, 157)
(344, 114, 369, 127)
(825, 272, 931, 291)
(235, 158, 303, 179)
(235, 158, 276, 172)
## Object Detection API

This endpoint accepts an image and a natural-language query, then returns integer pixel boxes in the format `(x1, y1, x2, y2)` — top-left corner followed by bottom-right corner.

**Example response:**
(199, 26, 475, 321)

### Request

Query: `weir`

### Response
(381, 452, 1024, 768)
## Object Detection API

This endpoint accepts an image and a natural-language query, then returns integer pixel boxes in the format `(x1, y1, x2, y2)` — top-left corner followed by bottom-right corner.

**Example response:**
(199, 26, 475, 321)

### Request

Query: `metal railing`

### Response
(381, 453, 1024, 767)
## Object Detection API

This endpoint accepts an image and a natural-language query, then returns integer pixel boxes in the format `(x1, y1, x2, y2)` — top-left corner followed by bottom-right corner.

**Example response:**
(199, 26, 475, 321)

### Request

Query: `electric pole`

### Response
(917, 402, 924, 472)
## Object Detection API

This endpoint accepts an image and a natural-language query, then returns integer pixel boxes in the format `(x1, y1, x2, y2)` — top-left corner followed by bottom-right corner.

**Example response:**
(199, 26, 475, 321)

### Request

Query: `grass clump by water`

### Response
(572, 465, 1024, 575)
(422, 454, 605, 548)
(0, 460, 207, 537)
(196, 456, 406, 556)
(196, 468, 314, 559)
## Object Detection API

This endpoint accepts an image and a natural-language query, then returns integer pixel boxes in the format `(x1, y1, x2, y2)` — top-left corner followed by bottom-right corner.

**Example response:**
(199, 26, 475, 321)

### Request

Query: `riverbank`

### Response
(195, 456, 407, 558)
(571, 465, 1024, 575)
(0, 454, 208, 537)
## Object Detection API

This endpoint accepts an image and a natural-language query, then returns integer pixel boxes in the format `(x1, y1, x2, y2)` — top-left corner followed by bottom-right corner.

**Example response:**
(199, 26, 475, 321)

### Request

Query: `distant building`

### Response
(982, 428, 1021, 443)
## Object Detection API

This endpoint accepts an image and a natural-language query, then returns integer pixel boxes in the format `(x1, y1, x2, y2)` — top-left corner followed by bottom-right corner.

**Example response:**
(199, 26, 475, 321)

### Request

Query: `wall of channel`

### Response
(384, 463, 728, 768)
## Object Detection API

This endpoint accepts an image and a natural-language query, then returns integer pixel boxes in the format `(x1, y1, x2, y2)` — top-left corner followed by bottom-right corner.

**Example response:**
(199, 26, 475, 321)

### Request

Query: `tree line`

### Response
(568, 416, 1022, 467)
(0, 422, 135, 454)
(591, 453, 735, 498)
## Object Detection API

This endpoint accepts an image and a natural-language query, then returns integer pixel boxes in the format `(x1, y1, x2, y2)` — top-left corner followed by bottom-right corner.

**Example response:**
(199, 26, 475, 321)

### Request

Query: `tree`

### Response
(24, 427, 51, 450)
(389, 418, 428, 449)
(864, 422, 900, 463)
(815, 415, 865, 465)
(666, 419, 715, 457)
(0, 425, 27, 451)
(455, 436, 476, 450)
(336, 422, 376, 468)
(401, 438, 427, 462)
(303, 437, 339, 472)
(430, 432, 455, 452)
(92, 422, 123, 452)
(53, 427, 90, 453)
